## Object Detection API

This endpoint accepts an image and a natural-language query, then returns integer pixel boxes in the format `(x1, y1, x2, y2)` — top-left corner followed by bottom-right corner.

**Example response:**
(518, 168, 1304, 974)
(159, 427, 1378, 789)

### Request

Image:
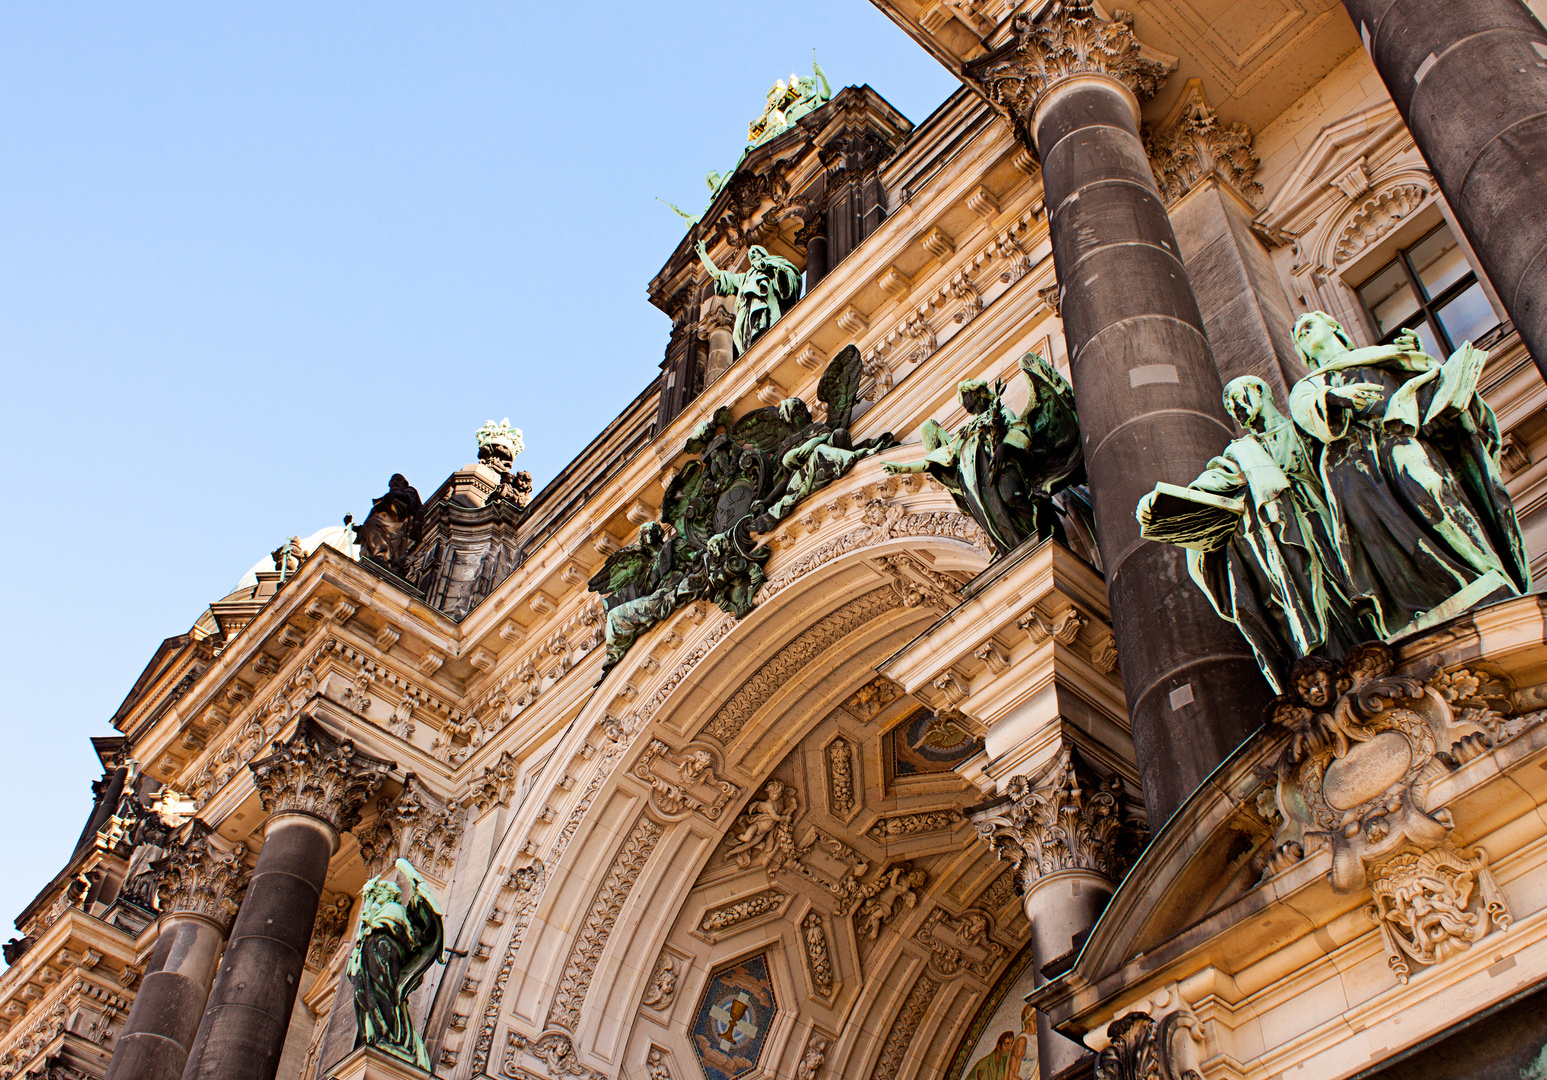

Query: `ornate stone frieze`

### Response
(875, 552, 964, 612)
(826, 737, 855, 816)
(154, 831, 250, 933)
(1094, 1009, 1206, 1080)
(917, 907, 1005, 980)
(698, 889, 787, 938)
(641, 950, 683, 1010)
(1367, 844, 1511, 983)
(469, 862, 545, 1076)
(801, 911, 835, 997)
(973, 745, 1147, 892)
(866, 808, 960, 841)
(1145, 84, 1261, 206)
(248, 719, 394, 834)
(845, 676, 902, 720)
(632, 740, 740, 821)
(704, 588, 902, 743)
(502, 1029, 604, 1080)
(869, 974, 939, 1080)
(547, 815, 663, 1031)
(965, 4, 1174, 146)
(976, 868, 1019, 913)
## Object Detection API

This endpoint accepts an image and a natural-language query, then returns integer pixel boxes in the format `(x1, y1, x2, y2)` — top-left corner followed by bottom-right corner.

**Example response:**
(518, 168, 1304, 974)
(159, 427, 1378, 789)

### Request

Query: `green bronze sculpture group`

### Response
(1140, 311, 1528, 694)
(347, 859, 445, 1071)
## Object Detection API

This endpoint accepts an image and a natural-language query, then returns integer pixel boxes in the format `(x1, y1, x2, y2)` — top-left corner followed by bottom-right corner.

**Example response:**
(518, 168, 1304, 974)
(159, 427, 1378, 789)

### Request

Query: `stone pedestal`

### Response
(325, 1044, 435, 1080)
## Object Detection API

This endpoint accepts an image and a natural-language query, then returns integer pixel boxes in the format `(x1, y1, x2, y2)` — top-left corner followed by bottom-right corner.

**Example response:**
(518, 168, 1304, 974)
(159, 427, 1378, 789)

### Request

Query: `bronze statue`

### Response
(695, 242, 802, 358)
(347, 859, 444, 1070)
(885, 351, 1087, 555)
(356, 474, 424, 576)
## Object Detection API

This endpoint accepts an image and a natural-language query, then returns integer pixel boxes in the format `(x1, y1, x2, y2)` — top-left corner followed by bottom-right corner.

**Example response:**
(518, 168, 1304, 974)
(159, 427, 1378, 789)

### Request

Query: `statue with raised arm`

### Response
(696, 241, 802, 358)
(1138, 376, 1363, 694)
(885, 351, 1087, 555)
(1286, 311, 1527, 637)
(746, 60, 831, 147)
(347, 858, 444, 1070)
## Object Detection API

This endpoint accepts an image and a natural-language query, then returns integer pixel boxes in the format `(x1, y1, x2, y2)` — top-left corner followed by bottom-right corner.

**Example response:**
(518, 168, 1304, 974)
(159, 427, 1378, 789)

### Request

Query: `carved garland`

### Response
(869, 973, 940, 1080)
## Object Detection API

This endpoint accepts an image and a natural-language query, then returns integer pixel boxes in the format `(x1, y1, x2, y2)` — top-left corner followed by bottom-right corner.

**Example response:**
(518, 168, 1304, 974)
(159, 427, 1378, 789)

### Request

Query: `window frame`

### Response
(1354, 222, 1498, 355)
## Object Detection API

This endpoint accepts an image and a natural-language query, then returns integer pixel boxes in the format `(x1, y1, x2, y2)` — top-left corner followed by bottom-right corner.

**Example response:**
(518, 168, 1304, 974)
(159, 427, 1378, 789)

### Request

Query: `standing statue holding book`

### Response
(1139, 311, 1528, 694)
(347, 859, 445, 1071)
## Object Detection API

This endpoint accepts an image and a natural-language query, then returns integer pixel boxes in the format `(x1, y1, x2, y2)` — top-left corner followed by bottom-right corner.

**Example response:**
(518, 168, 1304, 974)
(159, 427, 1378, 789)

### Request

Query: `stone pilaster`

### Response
(1342, 0, 1547, 378)
(972, 745, 1147, 1080)
(966, 2, 1271, 824)
(105, 831, 250, 1080)
(179, 720, 393, 1080)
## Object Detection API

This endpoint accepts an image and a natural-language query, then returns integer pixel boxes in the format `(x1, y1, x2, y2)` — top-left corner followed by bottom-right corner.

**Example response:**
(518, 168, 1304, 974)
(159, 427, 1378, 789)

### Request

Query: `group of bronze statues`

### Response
(589, 346, 895, 670)
(1140, 311, 1528, 694)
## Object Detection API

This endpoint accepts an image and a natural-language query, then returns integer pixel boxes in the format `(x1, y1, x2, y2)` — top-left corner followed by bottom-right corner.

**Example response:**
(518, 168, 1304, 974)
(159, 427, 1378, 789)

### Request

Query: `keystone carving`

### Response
(1367, 844, 1510, 983)
(248, 718, 394, 834)
(844, 676, 902, 720)
(154, 830, 250, 933)
(632, 739, 740, 820)
(965, 3, 1175, 147)
(973, 745, 1147, 892)
(918, 907, 1005, 980)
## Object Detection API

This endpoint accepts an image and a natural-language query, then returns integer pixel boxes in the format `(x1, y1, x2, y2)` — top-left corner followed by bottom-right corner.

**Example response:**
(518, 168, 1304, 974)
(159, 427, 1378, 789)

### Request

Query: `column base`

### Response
(325, 1045, 436, 1080)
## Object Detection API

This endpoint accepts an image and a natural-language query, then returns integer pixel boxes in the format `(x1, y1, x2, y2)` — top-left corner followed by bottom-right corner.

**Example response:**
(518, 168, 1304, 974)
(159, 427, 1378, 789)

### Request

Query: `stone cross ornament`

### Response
(346, 858, 445, 1070)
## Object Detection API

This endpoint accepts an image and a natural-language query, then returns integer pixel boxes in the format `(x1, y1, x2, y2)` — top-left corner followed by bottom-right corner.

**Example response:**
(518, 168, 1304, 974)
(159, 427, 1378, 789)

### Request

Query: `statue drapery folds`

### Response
(347, 858, 445, 1071)
(1139, 311, 1528, 693)
(696, 241, 802, 359)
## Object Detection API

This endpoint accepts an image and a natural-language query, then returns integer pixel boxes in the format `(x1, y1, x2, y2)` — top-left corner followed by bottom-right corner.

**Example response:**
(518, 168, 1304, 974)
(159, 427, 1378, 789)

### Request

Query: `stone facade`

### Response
(8, 4, 1547, 1080)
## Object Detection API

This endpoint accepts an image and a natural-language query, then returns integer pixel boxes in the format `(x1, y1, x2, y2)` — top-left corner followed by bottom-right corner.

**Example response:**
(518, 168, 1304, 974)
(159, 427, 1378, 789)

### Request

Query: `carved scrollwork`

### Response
(917, 907, 1005, 980)
(248, 718, 394, 834)
(154, 830, 250, 933)
(632, 739, 741, 821)
(502, 1029, 604, 1080)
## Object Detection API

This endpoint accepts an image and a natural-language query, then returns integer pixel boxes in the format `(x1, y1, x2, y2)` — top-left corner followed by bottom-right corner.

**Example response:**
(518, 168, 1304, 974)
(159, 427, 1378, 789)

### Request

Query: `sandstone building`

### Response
(8, 2, 1547, 1079)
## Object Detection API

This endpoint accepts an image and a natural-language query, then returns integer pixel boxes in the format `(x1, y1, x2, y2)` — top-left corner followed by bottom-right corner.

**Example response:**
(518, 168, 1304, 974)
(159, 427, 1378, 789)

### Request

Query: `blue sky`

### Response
(0, 4, 958, 937)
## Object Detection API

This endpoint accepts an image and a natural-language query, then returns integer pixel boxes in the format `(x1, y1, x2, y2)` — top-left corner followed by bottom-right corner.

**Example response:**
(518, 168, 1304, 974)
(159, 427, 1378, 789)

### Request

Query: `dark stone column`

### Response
(105, 832, 250, 1080)
(179, 720, 392, 1080)
(968, 3, 1272, 822)
(1343, 0, 1547, 377)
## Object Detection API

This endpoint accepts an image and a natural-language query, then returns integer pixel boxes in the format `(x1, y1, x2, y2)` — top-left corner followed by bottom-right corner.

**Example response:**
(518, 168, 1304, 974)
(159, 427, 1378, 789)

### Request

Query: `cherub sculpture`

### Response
(724, 780, 798, 870)
(347, 859, 444, 1070)
(885, 351, 1086, 555)
(855, 863, 928, 940)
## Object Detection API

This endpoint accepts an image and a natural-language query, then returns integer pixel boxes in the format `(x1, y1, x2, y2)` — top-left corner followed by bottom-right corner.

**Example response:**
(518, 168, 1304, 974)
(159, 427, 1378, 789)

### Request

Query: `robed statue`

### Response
(356, 474, 424, 575)
(1138, 310, 1528, 693)
(696, 241, 802, 358)
(347, 859, 445, 1070)
(883, 351, 1090, 556)
(588, 521, 702, 672)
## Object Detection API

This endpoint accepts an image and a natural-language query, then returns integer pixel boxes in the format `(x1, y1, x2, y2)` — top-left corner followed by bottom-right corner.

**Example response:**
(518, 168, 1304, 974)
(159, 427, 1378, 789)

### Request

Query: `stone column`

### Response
(973, 746, 1146, 1080)
(966, 2, 1271, 822)
(1342, 0, 1547, 378)
(105, 832, 251, 1080)
(698, 298, 736, 384)
(179, 720, 392, 1080)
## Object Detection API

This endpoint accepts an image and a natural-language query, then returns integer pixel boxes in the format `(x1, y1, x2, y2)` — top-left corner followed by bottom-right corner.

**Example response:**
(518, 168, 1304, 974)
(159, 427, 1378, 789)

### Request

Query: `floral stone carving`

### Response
(248, 718, 395, 834)
(154, 830, 250, 933)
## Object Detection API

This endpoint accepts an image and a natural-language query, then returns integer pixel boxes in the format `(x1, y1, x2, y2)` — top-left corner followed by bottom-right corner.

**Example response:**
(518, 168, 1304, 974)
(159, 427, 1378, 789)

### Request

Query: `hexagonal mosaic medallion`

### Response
(691, 952, 777, 1080)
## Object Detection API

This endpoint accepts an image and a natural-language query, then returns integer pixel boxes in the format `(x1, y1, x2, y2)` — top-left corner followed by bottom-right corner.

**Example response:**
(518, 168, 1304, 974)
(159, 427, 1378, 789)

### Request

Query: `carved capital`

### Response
(355, 776, 463, 877)
(248, 719, 394, 835)
(1145, 83, 1261, 206)
(972, 745, 1146, 892)
(155, 830, 250, 933)
(965, 3, 1175, 148)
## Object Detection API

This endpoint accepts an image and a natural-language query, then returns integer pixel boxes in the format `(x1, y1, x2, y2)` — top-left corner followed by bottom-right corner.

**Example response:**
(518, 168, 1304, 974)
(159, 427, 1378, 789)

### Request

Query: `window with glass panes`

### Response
(1354, 222, 1500, 356)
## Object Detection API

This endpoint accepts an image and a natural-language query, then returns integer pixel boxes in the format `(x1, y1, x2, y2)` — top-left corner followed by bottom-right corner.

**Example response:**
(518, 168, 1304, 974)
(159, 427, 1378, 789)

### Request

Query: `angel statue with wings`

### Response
(587, 521, 701, 673)
(347, 859, 444, 1070)
(885, 351, 1088, 555)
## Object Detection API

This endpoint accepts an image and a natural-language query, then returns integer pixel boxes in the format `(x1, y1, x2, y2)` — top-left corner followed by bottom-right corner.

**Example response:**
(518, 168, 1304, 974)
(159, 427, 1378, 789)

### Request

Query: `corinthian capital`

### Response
(965, 3, 1175, 146)
(1145, 83, 1262, 206)
(249, 718, 395, 834)
(972, 744, 1146, 892)
(156, 829, 251, 933)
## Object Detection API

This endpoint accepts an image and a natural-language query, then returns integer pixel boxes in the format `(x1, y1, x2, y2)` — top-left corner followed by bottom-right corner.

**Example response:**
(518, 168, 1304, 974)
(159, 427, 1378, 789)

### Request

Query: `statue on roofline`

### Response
(356, 474, 424, 577)
(884, 351, 1093, 559)
(1138, 310, 1528, 694)
(348, 858, 444, 1071)
(747, 58, 831, 147)
(588, 346, 895, 673)
(696, 240, 802, 359)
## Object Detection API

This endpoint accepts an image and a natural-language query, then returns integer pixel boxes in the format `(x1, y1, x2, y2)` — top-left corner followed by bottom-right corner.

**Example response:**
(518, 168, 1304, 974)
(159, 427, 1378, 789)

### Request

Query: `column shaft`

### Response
(1035, 78, 1270, 820)
(1344, 0, 1547, 376)
(179, 814, 336, 1080)
(106, 915, 226, 1080)
(1025, 872, 1112, 1080)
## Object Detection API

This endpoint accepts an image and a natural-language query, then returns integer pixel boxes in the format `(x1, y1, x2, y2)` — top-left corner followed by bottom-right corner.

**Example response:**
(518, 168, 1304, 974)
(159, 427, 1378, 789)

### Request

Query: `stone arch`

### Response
(433, 462, 1017, 1080)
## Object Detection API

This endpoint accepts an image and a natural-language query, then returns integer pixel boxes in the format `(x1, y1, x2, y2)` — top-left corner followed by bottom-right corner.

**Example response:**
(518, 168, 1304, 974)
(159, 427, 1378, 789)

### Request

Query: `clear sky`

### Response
(0, 4, 959, 939)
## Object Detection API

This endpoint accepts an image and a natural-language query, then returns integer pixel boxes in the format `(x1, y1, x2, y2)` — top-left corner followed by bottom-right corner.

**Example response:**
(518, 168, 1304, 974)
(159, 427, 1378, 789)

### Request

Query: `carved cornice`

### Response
(973, 744, 1146, 892)
(154, 830, 250, 933)
(248, 718, 394, 835)
(1145, 85, 1261, 206)
(965, 3, 1174, 148)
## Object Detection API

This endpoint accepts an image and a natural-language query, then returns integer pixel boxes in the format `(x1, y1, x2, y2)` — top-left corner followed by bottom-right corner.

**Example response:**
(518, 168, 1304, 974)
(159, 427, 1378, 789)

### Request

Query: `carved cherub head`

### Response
(1289, 655, 1343, 708)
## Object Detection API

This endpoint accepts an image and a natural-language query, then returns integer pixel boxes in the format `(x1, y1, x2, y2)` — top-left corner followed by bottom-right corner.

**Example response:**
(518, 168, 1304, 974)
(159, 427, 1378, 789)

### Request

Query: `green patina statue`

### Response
(696, 241, 802, 358)
(347, 859, 444, 1071)
(588, 346, 894, 672)
(747, 59, 831, 147)
(1139, 310, 1529, 693)
(883, 351, 1090, 556)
